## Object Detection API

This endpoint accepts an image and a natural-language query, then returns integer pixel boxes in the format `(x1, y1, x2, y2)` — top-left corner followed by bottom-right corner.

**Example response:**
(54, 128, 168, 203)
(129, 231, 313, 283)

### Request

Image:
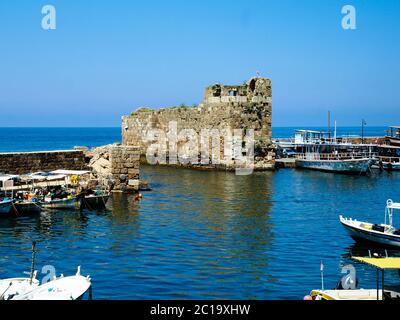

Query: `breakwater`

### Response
(0, 150, 87, 175)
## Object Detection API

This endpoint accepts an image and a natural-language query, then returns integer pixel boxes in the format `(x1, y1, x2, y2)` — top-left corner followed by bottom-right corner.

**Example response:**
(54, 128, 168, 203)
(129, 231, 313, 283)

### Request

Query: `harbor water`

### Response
(0, 127, 399, 299)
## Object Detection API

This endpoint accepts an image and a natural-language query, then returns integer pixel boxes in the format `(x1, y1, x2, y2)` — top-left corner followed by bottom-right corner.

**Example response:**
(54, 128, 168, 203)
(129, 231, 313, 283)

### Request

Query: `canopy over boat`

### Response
(353, 257, 400, 270)
(50, 170, 90, 176)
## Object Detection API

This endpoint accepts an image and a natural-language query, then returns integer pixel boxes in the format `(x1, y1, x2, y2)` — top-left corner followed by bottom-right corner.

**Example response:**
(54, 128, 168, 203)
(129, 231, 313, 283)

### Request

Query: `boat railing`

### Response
(378, 156, 400, 163)
(296, 152, 378, 161)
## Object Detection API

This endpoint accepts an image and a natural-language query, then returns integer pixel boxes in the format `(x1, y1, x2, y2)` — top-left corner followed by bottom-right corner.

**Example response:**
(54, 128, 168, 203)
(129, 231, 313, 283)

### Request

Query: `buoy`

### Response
(303, 295, 313, 301)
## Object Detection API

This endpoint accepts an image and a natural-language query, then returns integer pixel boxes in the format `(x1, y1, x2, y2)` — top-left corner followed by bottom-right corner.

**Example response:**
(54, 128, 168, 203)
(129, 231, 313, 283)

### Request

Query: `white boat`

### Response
(0, 198, 13, 215)
(296, 154, 373, 175)
(385, 126, 400, 146)
(340, 200, 400, 247)
(12, 266, 91, 300)
(0, 272, 39, 300)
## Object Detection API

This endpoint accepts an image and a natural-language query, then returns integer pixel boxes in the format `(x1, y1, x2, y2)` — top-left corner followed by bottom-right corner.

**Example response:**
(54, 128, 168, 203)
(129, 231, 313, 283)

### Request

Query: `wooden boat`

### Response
(40, 196, 81, 210)
(306, 255, 400, 300)
(13, 201, 42, 215)
(296, 154, 374, 174)
(0, 274, 39, 300)
(12, 267, 91, 300)
(0, 198, 13, 215)
(340, 200, 400, 247)
(81, 193, 110, 210)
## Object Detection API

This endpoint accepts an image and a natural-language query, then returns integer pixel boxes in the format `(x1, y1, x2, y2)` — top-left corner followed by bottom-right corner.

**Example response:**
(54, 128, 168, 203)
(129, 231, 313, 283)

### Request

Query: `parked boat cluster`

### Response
(0, 169, 111, 217)
(275, 126, 400, 175)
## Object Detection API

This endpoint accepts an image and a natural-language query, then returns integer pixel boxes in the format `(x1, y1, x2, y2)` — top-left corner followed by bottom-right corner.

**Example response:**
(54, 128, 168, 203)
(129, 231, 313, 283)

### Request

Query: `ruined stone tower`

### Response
(122, 77, 275, 170)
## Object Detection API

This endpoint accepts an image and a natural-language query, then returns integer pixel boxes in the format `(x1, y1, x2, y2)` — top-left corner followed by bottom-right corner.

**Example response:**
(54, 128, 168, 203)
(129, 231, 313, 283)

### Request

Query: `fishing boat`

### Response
(81, 193, 110, 210)
(0, 198, 13, 215)
(40, 196, 81, 210)
(340, 200, 400, 247)
(296, 153, 374, 175)
(306, 254, 400, 300)
(13, 201, 42, 215)
(12, 266, 92, 300)
(0, 272, 39, 300)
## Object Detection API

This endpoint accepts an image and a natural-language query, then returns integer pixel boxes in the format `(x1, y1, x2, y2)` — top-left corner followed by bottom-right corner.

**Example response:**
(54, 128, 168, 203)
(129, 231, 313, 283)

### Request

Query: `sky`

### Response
(0, 0, 399, 127)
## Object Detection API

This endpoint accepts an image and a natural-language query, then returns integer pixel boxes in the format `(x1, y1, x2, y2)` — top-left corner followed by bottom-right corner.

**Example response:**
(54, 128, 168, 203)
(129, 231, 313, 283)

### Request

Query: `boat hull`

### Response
(386, 137, 400, 147)
(382, 162, 400, 171)
(14, 202, 42, 215)
(0, 200, 13, 216)
(340, 216, 400, 248)
(81, 194, 110, 210)
(40, 197, 81, 210)
(296, 158, 373, 174)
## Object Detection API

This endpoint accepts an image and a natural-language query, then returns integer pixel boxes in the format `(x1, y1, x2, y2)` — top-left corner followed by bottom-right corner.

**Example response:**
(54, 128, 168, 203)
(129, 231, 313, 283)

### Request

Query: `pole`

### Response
(328, 111, 331, 139)
(377, 268, 379, 301)
(30, 241, 37, 285)
(362, 119, 366, 144)
(320, 260, 324, 290)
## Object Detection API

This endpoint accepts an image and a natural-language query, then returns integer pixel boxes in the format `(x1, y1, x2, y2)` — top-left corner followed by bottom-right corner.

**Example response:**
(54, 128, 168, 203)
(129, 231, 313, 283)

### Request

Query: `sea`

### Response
(0, 126, 399, 300)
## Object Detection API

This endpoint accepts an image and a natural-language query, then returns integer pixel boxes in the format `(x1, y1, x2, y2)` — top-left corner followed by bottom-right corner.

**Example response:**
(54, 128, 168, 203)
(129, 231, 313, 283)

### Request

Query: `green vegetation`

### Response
(130, 107, 155, 116)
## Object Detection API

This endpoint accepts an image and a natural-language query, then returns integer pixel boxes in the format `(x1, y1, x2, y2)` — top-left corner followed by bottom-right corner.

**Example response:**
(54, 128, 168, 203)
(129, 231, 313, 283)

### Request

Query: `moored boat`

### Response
(40, 196, 81, 210)
(13, 201, 42, 215)
(340, 200, 400, 247)
(0, 274, 39, 300)
(12, 266, 92, 300)
(385, 126, 400, 146)
(81, 193, 110, 210)
(296, 155, 374, 175)
(306, 254, 400, 301)
(0, 198, 13, 216)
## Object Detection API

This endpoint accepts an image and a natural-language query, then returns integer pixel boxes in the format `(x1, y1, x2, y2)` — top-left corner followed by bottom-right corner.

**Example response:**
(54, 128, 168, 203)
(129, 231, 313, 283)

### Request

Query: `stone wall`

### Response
(0, 150, 87, 175)
(122, 77, 275, 170)
(88, 144, 140, 192)
(110, 146, 140, 191)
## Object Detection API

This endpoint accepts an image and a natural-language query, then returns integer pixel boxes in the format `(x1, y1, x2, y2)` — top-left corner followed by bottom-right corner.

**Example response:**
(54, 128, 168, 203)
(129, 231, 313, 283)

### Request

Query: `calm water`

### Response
(0, 127, 399, 300)
(1, 166, 400, 299)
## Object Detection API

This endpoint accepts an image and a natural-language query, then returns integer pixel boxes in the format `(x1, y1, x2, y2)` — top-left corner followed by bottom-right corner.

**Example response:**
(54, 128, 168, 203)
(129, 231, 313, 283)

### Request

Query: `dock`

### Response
(275, 158, 296, 168)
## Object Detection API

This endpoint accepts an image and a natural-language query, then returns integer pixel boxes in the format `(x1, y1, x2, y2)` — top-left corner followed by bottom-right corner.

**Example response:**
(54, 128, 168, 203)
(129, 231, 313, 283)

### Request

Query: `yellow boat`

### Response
(307, 255, 400, 301)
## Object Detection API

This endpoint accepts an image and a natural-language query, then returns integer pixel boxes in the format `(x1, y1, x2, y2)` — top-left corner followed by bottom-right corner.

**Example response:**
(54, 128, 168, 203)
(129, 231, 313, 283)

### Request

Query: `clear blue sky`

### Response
(0, 0, 399, 127)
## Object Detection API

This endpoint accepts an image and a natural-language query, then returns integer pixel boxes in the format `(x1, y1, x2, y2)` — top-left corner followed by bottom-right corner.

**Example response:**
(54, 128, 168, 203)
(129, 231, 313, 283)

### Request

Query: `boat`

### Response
(340, 199, 400, 247)
(13, 201, 42, 215)
(40, 196, 81, 210)
(0, 272, 39, 300)
(296, 153, 374, 175)
(306, 254, 400, 300)
(81, 193, 110, 210)
(80, 189, 111, 210)
(12, 266, 92, 300)
(385, 126, 400, 146)
(0, 198, 13, 215)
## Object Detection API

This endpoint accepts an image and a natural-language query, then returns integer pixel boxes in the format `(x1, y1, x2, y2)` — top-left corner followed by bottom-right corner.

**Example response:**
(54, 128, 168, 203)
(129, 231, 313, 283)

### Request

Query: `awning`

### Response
(0, 175, 18, 182)
(353, 257, 400, 269)
(50, 170, 90, 175)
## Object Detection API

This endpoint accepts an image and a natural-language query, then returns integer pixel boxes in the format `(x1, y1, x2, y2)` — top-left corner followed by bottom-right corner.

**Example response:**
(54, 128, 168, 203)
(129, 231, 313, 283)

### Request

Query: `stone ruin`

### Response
(122, 76, 275, 171)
